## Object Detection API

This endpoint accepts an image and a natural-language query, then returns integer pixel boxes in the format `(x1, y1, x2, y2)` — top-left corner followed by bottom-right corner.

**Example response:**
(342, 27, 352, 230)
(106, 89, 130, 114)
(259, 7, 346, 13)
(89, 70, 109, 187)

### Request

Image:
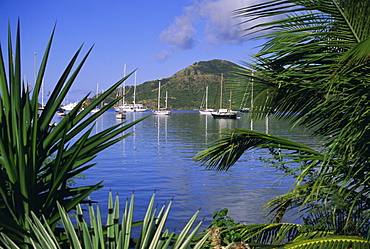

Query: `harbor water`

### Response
(59, 110, 317, 231)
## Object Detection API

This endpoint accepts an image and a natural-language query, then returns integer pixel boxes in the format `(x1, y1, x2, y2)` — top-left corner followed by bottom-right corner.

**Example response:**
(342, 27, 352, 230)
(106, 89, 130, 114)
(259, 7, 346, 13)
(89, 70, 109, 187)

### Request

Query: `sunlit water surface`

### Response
(58, 110, 317, 231)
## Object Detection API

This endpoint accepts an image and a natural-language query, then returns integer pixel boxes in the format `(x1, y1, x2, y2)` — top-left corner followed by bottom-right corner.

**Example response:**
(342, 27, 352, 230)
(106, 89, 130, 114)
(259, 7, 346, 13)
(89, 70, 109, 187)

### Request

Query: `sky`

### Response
(0, 0, 266, 102)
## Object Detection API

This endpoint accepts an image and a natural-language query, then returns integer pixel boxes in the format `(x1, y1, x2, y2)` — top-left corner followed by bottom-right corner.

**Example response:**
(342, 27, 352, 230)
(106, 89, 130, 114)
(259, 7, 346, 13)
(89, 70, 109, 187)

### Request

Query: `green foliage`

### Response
(210, 208, 238, 229)
(197, 0, 370, 247)
(0, 21, 147, 244)
(0, 192, 210, 249)
(207, 208, 244, 245)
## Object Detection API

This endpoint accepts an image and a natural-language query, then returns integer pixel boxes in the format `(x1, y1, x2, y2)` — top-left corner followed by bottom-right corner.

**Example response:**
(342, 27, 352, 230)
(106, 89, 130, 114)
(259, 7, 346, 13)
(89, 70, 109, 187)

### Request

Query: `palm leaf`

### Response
(195, 128, 323, 171)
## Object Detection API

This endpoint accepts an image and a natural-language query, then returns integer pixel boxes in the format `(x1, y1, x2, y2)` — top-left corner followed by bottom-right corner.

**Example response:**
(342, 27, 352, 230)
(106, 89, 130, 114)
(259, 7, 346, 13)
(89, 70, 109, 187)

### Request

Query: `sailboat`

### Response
(125, 71, 147, 112)
(153, 79, 171, 115)
(90, 83, 101, 113)
(199, 85, 215, 114)
(114, 69, 127, 118)
(114, 64, 127, 112)
(116, 110, 126, 119)
(61, 101, 78, 112)
(211, 73, 238, 119)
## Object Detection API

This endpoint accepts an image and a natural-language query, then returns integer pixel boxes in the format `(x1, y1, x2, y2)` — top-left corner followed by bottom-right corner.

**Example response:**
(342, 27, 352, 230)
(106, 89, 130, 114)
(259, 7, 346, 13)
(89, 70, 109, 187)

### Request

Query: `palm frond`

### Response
(195, 128, 322, 171)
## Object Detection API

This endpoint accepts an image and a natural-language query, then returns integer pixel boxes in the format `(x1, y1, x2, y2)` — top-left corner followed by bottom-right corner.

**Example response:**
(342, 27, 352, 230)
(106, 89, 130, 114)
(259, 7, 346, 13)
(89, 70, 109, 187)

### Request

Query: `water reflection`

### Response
(76, 110, 315, 230)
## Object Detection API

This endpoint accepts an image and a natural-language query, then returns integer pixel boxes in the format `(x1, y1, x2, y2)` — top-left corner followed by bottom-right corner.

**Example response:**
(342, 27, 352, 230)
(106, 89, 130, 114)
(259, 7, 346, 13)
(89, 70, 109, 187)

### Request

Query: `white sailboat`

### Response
(211, 73, 238, 119)
(115, 70, 127, 119)
(114, 64, 127, 112)
(114, 69, 147, 112)
(125, 71, 147, 112)
(61, 101, 78, 111)
(199, 85, 215, 114)
(153, 79, 171, 115)
(90, 83, 101, 113)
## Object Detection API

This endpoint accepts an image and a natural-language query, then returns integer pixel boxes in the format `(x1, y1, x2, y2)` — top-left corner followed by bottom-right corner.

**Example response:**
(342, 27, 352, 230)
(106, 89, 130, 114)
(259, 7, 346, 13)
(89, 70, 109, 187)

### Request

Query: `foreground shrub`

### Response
(0, 192, 210, 249)
(0, 21, 147, 244)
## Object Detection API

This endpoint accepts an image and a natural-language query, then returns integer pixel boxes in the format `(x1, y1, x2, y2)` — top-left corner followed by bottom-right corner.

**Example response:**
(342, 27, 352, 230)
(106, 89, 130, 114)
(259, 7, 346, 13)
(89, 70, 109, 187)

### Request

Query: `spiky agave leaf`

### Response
(0, 193, 209, 249)
(0, 20, 149, 242)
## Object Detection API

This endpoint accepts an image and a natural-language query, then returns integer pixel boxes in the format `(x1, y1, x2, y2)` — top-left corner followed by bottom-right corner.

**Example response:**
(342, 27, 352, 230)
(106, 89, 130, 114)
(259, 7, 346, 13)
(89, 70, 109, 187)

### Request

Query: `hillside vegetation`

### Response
(103, 59, 242, 110)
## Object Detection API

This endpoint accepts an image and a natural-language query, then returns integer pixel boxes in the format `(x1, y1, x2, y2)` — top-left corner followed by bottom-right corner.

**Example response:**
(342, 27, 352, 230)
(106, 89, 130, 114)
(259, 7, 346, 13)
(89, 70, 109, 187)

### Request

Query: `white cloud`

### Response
(198, 0, 245, 44)
(157, 0, 261, 61)
(154, 49, 172, 62)
(159, 5, 197, 50)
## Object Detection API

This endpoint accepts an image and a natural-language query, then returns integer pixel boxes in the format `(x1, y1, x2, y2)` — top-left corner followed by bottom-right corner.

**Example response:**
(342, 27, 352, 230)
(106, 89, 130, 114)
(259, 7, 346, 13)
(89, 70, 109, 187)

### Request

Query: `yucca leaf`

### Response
(136, 192, 156, 248)
(171, 209, 200, 249)
(124, 192, 135, 249)
(177, 218, 203, 249)
(57, 202, 82, 249)
(148, 199, 173, 249)
(27, 212, 60, 249)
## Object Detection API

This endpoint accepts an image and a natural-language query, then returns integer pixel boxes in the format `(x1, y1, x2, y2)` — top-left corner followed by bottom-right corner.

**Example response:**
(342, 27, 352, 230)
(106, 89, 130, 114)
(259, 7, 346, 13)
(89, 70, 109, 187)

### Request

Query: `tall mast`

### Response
(158, 79, 161, 110)
(205, 85, 208, 109)
(229, 91, 232, 110)
(122, 64, 126, 106)
(219, 73, 223, 109)
(165, 91, 168, 109)
(133, 71, 137, 105)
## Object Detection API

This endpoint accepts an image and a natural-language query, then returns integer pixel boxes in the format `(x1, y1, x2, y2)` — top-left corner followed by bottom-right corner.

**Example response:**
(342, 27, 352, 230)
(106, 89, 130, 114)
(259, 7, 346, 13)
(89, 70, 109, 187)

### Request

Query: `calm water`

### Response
(58, 110, 316, 230)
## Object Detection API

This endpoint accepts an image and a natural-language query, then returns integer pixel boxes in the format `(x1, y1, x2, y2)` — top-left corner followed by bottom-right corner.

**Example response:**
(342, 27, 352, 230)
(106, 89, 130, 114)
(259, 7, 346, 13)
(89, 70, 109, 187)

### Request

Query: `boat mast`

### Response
(133, 71, 137, 105)
(219, 73, 223, 109)
(96, 83, 99, 106)
(158, 79, 161, 110)
(229, 91, 232, 110)
(122, 64, 126, 107)
(165, 91, 168, 109)
(205, 86, 208, 110)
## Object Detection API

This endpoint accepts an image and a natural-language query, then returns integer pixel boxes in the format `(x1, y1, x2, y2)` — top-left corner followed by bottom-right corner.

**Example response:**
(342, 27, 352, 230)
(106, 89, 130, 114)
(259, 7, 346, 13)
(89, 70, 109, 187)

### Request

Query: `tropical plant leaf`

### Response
(0, 21, 148, 243)
(199, 0, 370, 241)
(0, 193, 209, 249)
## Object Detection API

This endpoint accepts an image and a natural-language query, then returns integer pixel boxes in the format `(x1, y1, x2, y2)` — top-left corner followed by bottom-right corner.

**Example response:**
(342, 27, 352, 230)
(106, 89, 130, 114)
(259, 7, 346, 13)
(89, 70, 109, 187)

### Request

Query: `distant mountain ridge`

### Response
(103, 59, 241, 110)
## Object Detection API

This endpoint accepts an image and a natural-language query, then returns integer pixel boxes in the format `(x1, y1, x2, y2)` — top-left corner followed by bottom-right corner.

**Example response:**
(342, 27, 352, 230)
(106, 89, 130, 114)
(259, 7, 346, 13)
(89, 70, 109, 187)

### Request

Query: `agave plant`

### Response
(0, 21, 148, 243)
(0, 192, 211, 249)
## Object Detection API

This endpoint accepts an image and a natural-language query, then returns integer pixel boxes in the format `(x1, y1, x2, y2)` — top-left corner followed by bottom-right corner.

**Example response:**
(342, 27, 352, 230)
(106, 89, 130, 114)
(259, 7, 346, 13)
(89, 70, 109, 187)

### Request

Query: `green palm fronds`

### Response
(217, 222, 370, 249)
(195, 128, 323, 172)
(197, 0, 370, 243)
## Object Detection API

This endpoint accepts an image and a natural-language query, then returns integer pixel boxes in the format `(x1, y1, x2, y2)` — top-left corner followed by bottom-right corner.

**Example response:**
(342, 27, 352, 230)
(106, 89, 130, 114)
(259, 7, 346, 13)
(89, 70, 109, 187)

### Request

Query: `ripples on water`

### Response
(59, 110, 317, 231)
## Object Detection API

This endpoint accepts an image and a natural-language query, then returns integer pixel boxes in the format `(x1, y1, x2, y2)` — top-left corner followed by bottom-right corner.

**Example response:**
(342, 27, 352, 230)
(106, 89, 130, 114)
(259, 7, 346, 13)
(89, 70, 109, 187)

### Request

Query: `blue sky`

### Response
(0, 0, 264, 102)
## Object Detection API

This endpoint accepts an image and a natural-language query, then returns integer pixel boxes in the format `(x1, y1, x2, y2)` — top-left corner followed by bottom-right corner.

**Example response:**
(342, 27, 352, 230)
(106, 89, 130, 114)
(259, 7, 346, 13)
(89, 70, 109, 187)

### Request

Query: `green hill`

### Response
(103, 59, 242, 110)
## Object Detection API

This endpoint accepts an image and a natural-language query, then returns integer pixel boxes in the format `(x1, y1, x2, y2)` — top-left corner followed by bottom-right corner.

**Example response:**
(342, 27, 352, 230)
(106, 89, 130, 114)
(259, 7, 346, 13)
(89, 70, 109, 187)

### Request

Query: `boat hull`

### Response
(153, 109, 171, 115)
(199, 109, 215, 115)
(211, 113, 237, 119)
(115, 104, 147, 112)
(116, 113, 126, 119)
(211, 109, 238, 119)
